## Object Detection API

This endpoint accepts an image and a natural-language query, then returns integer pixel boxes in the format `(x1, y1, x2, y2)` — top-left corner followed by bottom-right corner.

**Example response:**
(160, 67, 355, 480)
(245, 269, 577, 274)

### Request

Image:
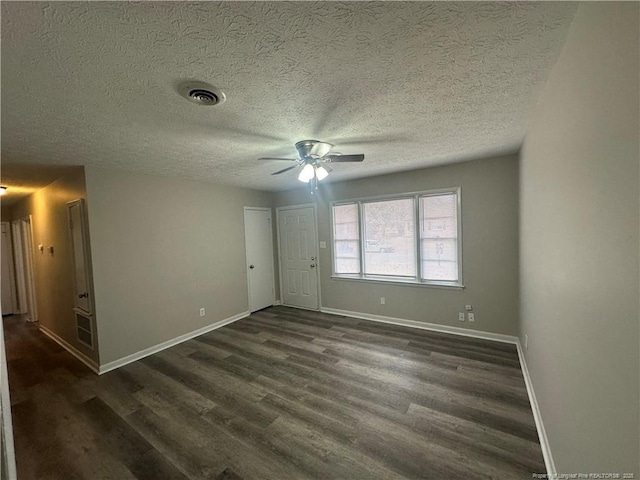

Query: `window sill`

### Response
(330, 274, 464, 290)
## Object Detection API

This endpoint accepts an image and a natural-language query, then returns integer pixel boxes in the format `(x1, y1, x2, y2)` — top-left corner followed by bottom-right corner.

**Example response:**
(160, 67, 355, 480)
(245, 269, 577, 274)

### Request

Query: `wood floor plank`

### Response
(80, 396, 156, 468)
(311, 330, 460, 372)
(354, 417, 495, 480)
(259, 392, 358, 446)
(246, 313, 348, 340)
(141, 353, 276, 428)
(4, 307, 546, 479)
(124, 361, 219, 415)
(127, 448, 190, 480)
(131, 387, 310, 480)
(250, 374, 362, 428)
(125, 405, 228, 480)
(333, 355, 532, 414)
(407, 403, 545, 473)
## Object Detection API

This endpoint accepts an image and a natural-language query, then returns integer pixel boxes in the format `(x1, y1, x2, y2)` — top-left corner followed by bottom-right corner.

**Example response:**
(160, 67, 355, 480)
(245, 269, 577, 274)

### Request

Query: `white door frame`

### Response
(10, 220, 26, 314)
(276, 203, 321, 311)
(23, 216, 38, 322)
(243, 206, 276, 313)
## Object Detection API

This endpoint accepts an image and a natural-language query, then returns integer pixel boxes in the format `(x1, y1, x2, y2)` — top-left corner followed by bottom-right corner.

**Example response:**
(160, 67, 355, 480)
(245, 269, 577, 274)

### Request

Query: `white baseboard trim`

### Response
(515, 340, 556, 477)
(320, 307, 518, 344)
(39, 324, 100, 374)
(98, 311, 250, 375)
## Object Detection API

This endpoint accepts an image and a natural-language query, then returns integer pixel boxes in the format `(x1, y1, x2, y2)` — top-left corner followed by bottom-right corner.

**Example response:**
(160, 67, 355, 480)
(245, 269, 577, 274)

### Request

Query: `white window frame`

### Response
(330, 187, 463, 289)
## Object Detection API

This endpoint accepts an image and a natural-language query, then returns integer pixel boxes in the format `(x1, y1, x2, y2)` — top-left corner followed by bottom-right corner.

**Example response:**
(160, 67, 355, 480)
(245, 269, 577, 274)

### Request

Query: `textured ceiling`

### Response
(1, 1, 577, 196)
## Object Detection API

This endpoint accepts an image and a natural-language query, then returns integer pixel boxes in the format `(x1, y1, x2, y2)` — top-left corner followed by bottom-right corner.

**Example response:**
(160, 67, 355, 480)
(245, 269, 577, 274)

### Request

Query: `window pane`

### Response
(420, 193, 458, 281)
(333, 204, 360, 274)
(363, 198, 416, 277)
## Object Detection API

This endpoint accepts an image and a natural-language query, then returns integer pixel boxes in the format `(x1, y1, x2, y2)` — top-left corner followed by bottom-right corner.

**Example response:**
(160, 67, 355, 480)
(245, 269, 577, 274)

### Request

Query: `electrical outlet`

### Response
(199, 308, 205, 317)
(458, 312, 465, 322)
(465, 305, 472, 311)
(380, 297, 385, 305)
(525, 334, 528, 349)
(468, 312, 475, 323)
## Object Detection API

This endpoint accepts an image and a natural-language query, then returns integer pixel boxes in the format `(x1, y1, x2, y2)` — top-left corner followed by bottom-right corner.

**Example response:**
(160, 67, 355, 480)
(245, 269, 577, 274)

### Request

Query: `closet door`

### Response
(68, 199, 91, 315)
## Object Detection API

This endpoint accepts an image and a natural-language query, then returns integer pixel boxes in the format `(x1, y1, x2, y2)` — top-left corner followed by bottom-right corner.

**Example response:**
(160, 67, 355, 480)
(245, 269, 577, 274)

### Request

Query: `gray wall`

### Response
(84, 167, 273, 365)
(10, 167, 98, 364)
(275, 154, 520, 336)
(520, 2, 639, 474)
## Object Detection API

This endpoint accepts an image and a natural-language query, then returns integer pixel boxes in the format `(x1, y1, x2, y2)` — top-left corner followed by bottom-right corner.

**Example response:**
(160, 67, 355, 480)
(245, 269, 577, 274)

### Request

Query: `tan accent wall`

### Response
(84, 167, 273, 365)
(274, 154, 520, 336)
(520, 2, 639, 474)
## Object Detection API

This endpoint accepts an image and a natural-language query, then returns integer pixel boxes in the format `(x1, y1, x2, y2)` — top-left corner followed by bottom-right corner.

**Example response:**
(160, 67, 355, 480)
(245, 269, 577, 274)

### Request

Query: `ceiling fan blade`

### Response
(326, 154, 365, 162)
(258, 157, 298, 162)
(271, 165, 299, 175)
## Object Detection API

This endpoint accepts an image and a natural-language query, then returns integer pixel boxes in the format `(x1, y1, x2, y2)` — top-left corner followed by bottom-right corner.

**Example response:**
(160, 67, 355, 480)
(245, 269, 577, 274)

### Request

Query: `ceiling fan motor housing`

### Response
(295, 140, 333, 159)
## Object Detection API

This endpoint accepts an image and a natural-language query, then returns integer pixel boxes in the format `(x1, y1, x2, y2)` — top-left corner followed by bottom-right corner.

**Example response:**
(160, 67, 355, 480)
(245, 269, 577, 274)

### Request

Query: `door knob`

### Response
(249, 265, 255, 269)
(310, 264, 316, 268)
(79, 293, 88, 298)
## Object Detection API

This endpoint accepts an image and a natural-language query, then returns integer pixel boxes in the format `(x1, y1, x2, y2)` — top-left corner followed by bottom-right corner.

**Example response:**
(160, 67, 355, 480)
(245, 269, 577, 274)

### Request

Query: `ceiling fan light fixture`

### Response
(298, 163, 315, 183)
(315, 165, 329, 181)
(262, 139, 364, 189)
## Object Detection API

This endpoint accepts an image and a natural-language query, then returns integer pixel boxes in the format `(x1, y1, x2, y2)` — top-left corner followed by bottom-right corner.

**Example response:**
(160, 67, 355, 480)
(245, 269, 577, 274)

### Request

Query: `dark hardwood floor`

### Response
(4, 306, 545, 479)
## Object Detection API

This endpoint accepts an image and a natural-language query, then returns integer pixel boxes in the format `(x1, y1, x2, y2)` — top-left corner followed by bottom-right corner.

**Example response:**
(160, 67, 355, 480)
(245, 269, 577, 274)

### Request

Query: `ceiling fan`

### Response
(259, 140, 364, 191)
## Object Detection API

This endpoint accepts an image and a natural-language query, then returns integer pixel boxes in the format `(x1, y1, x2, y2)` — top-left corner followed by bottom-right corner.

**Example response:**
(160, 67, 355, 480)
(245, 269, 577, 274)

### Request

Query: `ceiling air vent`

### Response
(179, 81, 226, 106)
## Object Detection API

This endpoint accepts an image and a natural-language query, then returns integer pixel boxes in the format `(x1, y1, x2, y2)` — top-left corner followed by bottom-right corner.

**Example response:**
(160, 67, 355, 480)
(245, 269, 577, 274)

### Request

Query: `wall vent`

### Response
(75, 311, 93, 350)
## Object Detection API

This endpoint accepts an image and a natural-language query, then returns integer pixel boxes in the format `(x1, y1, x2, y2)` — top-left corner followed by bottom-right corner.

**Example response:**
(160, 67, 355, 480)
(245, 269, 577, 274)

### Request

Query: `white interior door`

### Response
(244, 207, 275, 312)
(278, 206, 319, 310)
(0, 223, 16, 315)
(68, 200, 91, 314)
